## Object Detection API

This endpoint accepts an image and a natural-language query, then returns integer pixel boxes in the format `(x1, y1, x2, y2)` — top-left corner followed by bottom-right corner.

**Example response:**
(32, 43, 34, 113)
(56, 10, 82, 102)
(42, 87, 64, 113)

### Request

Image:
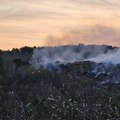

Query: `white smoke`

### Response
(87, 49, 120, 64)
(30, 44, 119, 69)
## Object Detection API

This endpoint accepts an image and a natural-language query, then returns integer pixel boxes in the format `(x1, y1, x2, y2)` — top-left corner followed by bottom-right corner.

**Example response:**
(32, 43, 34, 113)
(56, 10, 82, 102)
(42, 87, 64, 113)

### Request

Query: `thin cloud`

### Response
(0, 0, 120, 19)
(0, 0, 71, 19)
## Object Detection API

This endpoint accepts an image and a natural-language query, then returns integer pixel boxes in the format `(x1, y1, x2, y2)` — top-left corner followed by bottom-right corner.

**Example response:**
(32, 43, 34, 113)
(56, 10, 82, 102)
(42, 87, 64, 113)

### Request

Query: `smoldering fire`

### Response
(30, 44, 119, 69)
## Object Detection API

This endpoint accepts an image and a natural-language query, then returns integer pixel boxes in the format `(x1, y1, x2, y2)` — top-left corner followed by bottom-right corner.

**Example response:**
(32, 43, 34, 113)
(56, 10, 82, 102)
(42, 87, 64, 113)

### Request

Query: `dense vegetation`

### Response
(0, 46, 120, 120)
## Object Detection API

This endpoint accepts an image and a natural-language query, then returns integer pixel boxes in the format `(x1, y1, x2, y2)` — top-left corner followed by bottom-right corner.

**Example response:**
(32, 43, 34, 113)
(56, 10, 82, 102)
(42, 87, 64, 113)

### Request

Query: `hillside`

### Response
(0, 45, 120, 120)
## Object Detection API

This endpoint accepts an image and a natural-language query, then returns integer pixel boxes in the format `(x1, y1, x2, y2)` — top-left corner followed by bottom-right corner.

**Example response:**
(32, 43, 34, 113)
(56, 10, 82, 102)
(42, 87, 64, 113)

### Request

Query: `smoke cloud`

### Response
(45, 26, 120, 47)
(30, 44, 119, 69)
(88, 49, 120, 64)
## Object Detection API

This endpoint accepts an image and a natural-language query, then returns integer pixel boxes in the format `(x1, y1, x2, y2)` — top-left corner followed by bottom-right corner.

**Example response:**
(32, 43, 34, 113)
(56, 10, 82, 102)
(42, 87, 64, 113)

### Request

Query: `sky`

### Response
(0, 0, 120, 50)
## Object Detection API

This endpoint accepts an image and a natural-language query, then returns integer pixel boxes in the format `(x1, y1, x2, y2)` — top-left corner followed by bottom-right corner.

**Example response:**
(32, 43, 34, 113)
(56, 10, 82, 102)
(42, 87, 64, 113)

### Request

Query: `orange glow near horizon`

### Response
(0, 0, 120, 50)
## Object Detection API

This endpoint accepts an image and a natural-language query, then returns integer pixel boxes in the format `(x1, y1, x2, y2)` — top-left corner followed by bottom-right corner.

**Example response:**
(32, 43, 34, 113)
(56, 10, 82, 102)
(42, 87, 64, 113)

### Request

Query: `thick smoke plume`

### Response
(30, 44, 119, 69)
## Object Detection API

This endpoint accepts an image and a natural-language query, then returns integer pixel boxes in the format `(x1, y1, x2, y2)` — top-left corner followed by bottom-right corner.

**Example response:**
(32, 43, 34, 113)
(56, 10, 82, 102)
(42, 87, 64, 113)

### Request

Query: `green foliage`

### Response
(110, 96, 120, 118)
(25, 96, 46, 120)
(39, 69, 50, 80)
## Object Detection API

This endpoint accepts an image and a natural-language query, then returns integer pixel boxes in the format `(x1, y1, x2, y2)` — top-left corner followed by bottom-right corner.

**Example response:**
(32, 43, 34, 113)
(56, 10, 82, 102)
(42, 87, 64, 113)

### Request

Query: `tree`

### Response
(0, 56, 3, 68)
